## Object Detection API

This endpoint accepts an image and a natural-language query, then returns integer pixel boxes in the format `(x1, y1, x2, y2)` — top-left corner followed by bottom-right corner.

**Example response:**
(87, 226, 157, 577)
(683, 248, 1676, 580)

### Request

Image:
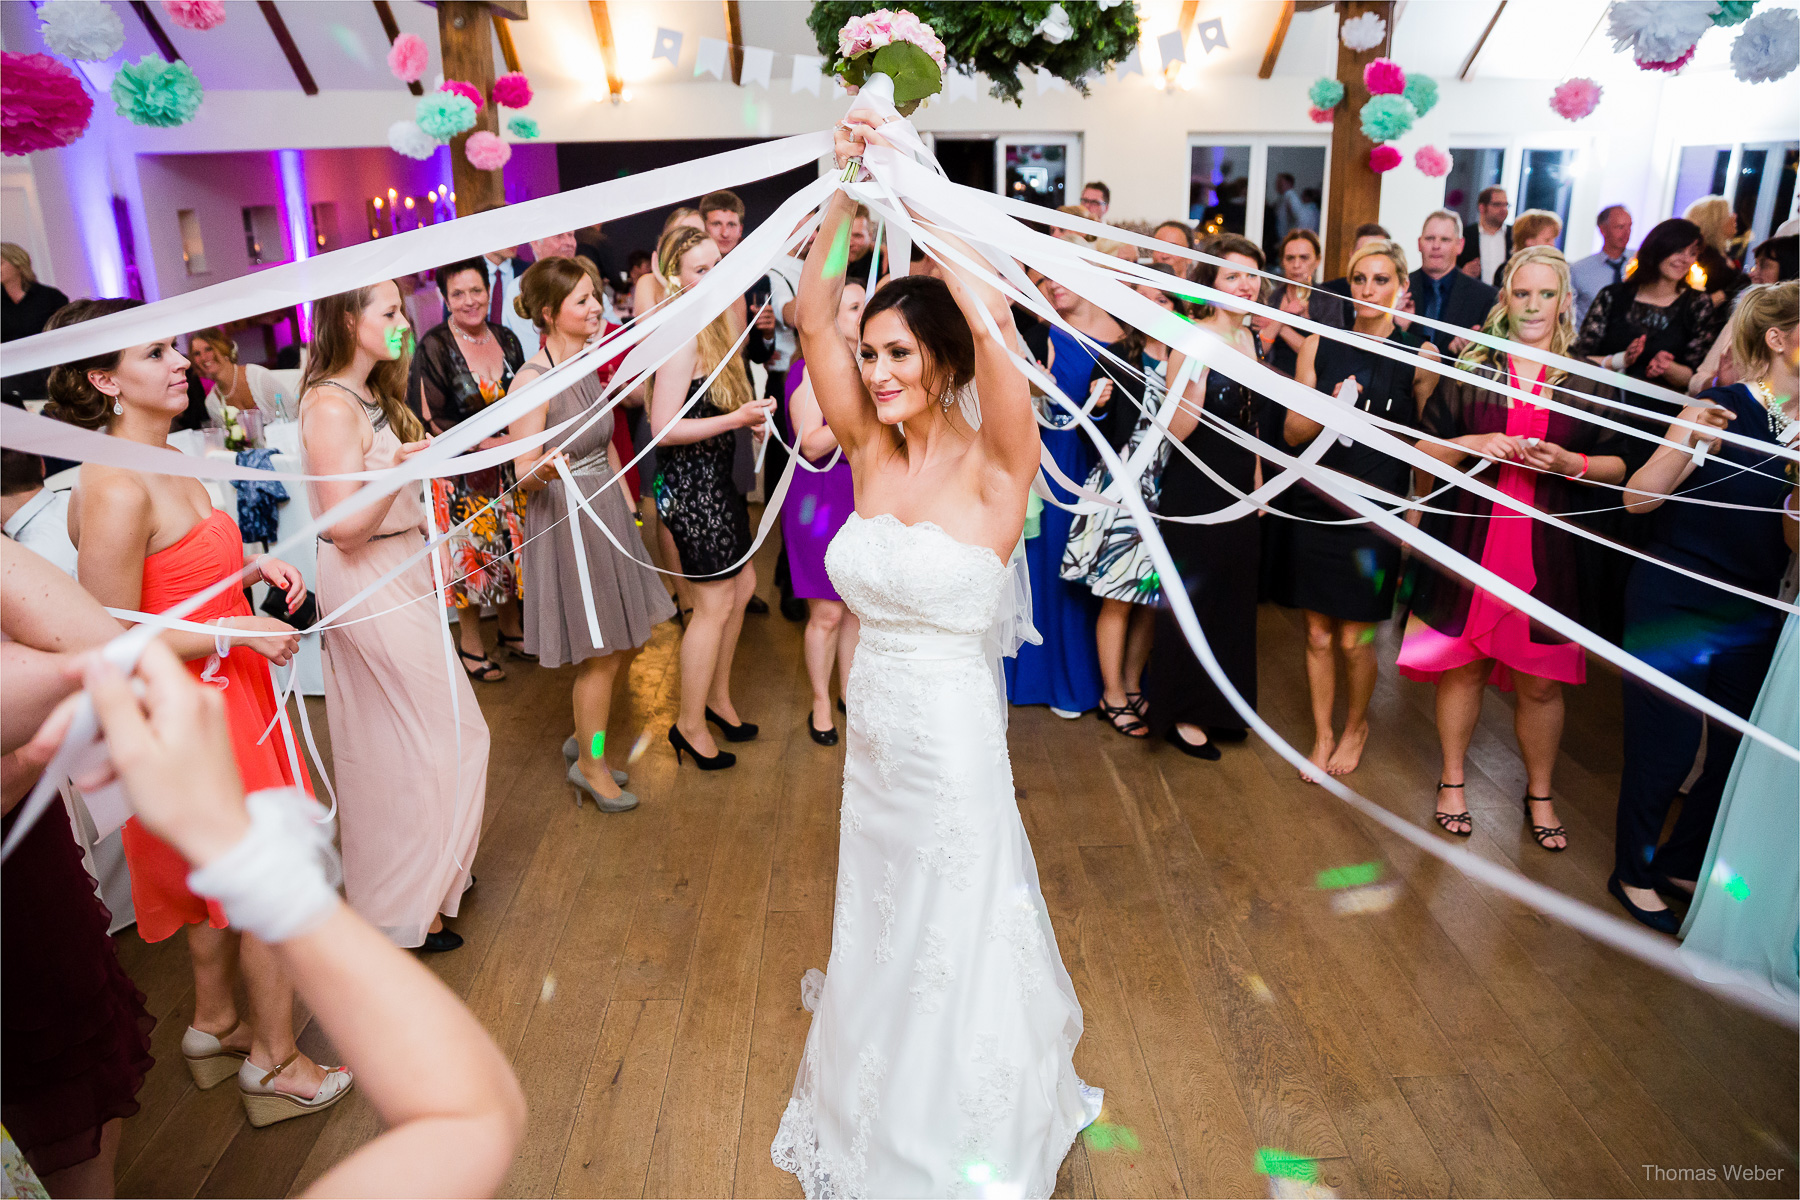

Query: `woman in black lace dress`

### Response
(1573, 218, 1722, 418)
(649, 227, 774, 770)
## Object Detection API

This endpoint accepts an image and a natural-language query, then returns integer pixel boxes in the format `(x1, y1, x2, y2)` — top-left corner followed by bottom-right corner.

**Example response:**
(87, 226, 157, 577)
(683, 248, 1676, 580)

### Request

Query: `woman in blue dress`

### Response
(1003, 275, 1116, 716)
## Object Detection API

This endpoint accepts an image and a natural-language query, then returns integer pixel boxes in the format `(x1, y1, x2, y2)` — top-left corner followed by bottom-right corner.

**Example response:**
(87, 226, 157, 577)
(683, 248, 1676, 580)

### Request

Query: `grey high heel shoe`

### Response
(562, 735, 629, 785)
(568, 761, 638, 812)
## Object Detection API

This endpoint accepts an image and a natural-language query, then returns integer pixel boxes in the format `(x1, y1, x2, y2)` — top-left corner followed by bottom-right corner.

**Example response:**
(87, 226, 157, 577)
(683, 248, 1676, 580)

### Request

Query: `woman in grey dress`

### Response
(510, 257, 675, 812)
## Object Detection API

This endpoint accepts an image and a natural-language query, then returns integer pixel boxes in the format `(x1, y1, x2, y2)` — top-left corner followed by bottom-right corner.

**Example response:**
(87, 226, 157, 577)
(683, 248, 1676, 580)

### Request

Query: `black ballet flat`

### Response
(808, 715, 839, 747)
(1609, 872, 1680, 935)
(780, 595, 809, 623)
(417, 928, 464, 954)
(745, 595, 770, 615)
(668, 725, 736, 770)
(705, 707, 759, 742)
(1164, 726, 1221, 761)
(837, 698, 846, 714)
(1208, 726, 1249, 744)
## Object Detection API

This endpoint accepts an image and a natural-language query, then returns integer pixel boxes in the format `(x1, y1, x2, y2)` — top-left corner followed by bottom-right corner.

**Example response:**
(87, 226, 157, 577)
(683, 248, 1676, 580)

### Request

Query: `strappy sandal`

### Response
(1433, 782, 1472, 837)
(495, 631, 536, 663)
(1523, 793, 1566, 852)
(457, 647, 505, 683)
(1124, 690, 1148, 717)
(1098, 701, 1148, 739)
(238, 1050, 353, 1128)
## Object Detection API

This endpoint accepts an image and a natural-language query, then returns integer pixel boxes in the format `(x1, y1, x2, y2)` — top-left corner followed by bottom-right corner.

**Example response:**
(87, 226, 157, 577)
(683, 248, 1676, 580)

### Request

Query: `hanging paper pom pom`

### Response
(1402, 73, 1437, 118)
(1549, 76, 1602, 120)
(1711, 0, 1758, 27)
(1307, 106, 1335, 125)
(161, 1, 226, 31)
(1363, 57, 1405, 95)
(465, 130, 511, 171)
(387, 32, 428, 83)
(387, 119, 435, 161)
(1339, 11, 1386, 52)
(492, 72, 532, 109)
(1732, 8, 1799, 83)
(1, 52, 94, 155)
(1606, 1, 1714, 67)
(111, 55, 203, 127)
(415, 92, 476, 141)
(1638, 43, 1698, 72)
(506, 116, 540, 139)
(1359, 94, 1415, 143)
(438, 79, 483, 110)
(1369, 145, 1403, 174)
(38, 0, 125, 62)
(1307, 76, 1345, 110)
(1414, 145, 1452, 178)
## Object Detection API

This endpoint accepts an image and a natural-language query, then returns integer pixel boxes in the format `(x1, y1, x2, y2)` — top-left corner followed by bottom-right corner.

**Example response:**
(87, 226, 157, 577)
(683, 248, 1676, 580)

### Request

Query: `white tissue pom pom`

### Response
(1731, 8, 1799, 83)
(387, 119, 436, 161)
(1339, 11, 1387, 52)
(38, 0, 125, 61)
(1606, 0, 1714, 64)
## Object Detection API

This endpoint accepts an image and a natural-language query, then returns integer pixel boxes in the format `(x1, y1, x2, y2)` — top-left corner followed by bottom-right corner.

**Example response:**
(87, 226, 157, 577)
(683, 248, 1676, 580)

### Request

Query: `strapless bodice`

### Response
(824, 513, 1007, 649)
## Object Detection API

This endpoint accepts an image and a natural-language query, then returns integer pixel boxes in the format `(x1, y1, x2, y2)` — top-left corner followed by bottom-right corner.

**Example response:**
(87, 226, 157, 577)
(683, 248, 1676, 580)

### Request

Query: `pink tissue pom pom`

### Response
(1, 51, 94, 155)
(1369, 145, 1403, 174)
(1636, 44, 1696, 73)
(388, 32, 428, 83)
(1549, 76, 1602, 120)
(1413, 145, 1452, 177)
(1363, 57, 1406, 95)
(161, 1, 224, 31)
(439, 79, 483, 110)
(492, 72, 531, 109)
(1308, 105, 1335, 124)
(465, 130, 510, 172)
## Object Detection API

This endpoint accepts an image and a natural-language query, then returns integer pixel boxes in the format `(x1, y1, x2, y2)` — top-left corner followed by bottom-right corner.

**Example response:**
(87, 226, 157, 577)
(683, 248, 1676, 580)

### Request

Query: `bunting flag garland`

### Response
(791, 53, 825, 95)
(695, 36, 729, 81)
(741, 45, 775, 89)
(652, 27, 684, 66)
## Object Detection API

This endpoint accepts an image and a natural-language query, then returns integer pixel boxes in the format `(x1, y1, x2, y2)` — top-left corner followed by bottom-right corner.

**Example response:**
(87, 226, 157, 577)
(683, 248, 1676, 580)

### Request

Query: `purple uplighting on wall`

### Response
(275, 148, 312, 338)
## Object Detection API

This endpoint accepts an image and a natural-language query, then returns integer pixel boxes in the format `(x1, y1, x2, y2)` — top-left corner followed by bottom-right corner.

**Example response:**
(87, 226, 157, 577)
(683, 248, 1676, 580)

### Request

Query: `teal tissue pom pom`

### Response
(415, 92, 476, 142)
(1307, 76, 1345, 110)
(1359, 94, 1415, 143)
(1712, 1, 1757, 27)
(1402, 73, 1437, 118)
(111, 55, 202, 127)
(505, 116, 539, 140)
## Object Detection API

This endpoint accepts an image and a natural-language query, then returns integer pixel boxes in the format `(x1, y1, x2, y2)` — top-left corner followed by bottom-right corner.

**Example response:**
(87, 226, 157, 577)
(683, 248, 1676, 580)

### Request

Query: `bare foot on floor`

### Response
(1303, 732, 1335, 782)
(1326, 722, 1369, 775)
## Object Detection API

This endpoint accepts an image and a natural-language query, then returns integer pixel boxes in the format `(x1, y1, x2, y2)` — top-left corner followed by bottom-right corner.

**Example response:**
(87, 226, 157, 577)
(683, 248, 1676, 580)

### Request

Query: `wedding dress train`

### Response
(772, 512, 1101, 1199)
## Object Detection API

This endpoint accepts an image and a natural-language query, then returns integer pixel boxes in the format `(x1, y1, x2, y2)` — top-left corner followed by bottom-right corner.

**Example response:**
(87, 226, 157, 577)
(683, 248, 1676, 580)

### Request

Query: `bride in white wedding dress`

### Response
(771, 121, 1101, 1199)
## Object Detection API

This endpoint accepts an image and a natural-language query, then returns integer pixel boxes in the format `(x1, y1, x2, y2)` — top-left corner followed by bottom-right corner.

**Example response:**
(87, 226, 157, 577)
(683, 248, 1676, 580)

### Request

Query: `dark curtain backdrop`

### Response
(555, 139, 822, 268)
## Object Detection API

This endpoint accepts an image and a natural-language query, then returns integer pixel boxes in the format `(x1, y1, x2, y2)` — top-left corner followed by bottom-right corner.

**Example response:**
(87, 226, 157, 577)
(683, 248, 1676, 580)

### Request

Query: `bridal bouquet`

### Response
(829, 8, 947, 114)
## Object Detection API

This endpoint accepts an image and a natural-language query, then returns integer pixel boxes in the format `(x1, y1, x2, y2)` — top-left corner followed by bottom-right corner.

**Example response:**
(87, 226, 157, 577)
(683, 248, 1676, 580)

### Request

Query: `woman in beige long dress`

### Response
(300, 281, 489, 954)
(510, 258, 674, 812)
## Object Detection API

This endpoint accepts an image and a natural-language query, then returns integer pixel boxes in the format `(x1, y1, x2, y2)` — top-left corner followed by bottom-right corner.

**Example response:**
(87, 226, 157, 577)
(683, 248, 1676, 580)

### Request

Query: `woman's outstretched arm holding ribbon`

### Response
(797, 173, 882, 454)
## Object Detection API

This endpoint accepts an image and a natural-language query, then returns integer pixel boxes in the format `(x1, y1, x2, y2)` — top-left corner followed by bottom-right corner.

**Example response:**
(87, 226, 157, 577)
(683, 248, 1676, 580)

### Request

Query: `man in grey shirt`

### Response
(1570, 204, 1634, 327)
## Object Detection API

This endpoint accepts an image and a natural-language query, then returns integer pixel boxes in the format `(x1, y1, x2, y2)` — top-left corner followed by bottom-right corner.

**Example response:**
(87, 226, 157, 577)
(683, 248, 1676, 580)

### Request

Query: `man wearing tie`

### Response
(1407, 210, 1498, 355)
(1570, 205, 1634, 327)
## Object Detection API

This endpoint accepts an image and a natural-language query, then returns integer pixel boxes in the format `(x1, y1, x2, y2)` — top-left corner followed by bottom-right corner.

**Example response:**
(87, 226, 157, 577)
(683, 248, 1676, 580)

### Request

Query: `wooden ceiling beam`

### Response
(128, 1, 182, 62)
(1259, 0, 1295, 78)
(587, 0, 624, 98)
(1460, 0, 1506, 80)
(492, 11, 522, 73)
(723, 0, 744, 85)
(257, 1, 318, 96)
(372, 0, 424, 95)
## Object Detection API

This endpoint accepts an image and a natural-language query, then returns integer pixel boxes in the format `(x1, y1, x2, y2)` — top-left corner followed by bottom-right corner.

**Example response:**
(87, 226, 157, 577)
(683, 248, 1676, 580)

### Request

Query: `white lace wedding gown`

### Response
(772, 512, 1102, 1199)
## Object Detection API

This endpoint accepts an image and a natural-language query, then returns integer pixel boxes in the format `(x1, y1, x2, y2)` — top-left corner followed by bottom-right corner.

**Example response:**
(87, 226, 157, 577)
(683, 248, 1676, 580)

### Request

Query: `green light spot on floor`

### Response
(1316, 862, 1382, 890)
(590, 731, 605, 759)
(1255, 1147, 1318, 1183)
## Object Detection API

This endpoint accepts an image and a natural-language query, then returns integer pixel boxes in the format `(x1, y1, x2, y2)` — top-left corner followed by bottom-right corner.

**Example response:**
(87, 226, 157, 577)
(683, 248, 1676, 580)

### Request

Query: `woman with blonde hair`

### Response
(1608, 280, 1797, 932)
(1683, 194, 1745, 308)
(2, 242, 70, 403)
(650, 225, 774, 768)
(1401, 245, 1627, 849)
(509, 258, 673, 810)
(187, 327, 292, 423)
(1274, 239, 1438, 778)
(300, 281, 488, 954)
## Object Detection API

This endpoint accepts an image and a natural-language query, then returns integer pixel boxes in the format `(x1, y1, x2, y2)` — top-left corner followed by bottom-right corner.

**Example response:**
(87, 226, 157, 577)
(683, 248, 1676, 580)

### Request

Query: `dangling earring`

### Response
(112, 398, 123, 416)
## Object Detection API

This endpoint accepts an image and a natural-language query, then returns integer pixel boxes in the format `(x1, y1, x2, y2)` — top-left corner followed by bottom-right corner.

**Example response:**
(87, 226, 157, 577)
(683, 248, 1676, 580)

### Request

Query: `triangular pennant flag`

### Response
(740, 45, 774, 88)
(652, 27, 683, 66)
(944, 70, 978, 102)
(695, 37, 728, 80)
(790, 53, 824, 94)
(1197, 18, 1229, 53)
(1157, 30, 1187, 67)
(1035, 67, 1066, 95)
(1116, 47, 1143, 76)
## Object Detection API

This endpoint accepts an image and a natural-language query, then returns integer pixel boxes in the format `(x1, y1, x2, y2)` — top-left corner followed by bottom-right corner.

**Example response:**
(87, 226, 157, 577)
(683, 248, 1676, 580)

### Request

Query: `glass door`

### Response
(997, 136, 1080, 210)
(1186, 136, 1329, 258)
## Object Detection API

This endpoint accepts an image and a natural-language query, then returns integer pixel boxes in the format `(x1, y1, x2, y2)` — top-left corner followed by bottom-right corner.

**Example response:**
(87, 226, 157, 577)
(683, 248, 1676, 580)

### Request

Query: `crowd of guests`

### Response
(1, 173, 1796, 1195)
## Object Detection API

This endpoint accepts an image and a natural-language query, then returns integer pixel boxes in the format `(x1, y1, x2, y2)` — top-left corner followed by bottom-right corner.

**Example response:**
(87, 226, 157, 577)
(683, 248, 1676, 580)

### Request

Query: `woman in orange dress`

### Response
(49, 298, 352, 1127)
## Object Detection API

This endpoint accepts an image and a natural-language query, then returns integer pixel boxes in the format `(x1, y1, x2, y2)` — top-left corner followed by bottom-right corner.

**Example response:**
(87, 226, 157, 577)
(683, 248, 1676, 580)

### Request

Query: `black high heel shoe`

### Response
(807, 714, 839, 746)
(705, 707, 759, 742)
(668, 725, 736, 770)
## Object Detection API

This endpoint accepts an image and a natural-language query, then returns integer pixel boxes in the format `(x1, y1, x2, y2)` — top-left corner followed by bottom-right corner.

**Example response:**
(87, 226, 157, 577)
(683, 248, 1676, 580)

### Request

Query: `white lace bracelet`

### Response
(187, 787, 342, 944)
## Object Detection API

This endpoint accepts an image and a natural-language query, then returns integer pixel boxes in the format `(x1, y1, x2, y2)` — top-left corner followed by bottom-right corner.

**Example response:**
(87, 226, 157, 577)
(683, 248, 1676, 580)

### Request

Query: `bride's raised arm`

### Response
(798, 187, 882, 455)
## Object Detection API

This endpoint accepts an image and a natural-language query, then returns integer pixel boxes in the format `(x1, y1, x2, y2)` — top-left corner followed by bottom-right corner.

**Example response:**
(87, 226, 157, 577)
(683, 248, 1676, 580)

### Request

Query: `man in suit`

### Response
(1457, 186, 1511, 281)
(1570, 204, 1634, 326)
(1409, 209, 1498, 354)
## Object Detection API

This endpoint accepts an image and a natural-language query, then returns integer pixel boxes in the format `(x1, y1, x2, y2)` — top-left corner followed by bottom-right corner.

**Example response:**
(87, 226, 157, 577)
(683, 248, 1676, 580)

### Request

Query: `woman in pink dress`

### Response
(301, 281, 489, 953)
(1400, 247, 1627, 850)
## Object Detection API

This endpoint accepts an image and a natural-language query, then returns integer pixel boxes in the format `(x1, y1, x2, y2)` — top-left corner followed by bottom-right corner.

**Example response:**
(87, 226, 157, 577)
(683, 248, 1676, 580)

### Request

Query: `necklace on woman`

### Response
(453, 322, 492, 346)
(1748, 378, 1796, 445)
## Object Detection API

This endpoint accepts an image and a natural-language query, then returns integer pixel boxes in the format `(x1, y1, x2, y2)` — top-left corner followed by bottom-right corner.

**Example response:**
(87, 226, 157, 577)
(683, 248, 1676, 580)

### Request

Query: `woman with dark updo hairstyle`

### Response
(46, 298, 351, 1129)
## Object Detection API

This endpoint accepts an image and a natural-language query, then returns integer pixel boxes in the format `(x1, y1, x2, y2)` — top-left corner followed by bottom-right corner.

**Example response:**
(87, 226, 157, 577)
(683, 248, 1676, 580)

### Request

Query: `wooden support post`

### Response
(723, 0, 744, 85)
(439, 0, 501, 216)
(1259, 0, 1295, 78)
(373, 0, 424, 95)
(128, 1, 182, 62)
(258, 0, 318, 95)
(493, 10, 522, 73)
(588, 0, 624, 99)
(1322, 0, 1393, 278)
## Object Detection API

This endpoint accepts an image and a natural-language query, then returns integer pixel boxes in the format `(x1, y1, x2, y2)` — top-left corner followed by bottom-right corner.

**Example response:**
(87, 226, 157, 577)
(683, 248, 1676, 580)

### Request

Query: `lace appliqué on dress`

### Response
(771, 1044, 889, 1200)
(909, 924, 955, 1015)
(872, 862, 898, 965)
(949, 1034, 1020, 1197)
(990, 895, 1050, 1003)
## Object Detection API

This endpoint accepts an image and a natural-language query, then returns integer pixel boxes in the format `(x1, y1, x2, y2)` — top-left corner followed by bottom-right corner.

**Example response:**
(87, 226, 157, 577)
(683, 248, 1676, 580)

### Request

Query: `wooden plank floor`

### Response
(110, 536, 1798, 1199)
